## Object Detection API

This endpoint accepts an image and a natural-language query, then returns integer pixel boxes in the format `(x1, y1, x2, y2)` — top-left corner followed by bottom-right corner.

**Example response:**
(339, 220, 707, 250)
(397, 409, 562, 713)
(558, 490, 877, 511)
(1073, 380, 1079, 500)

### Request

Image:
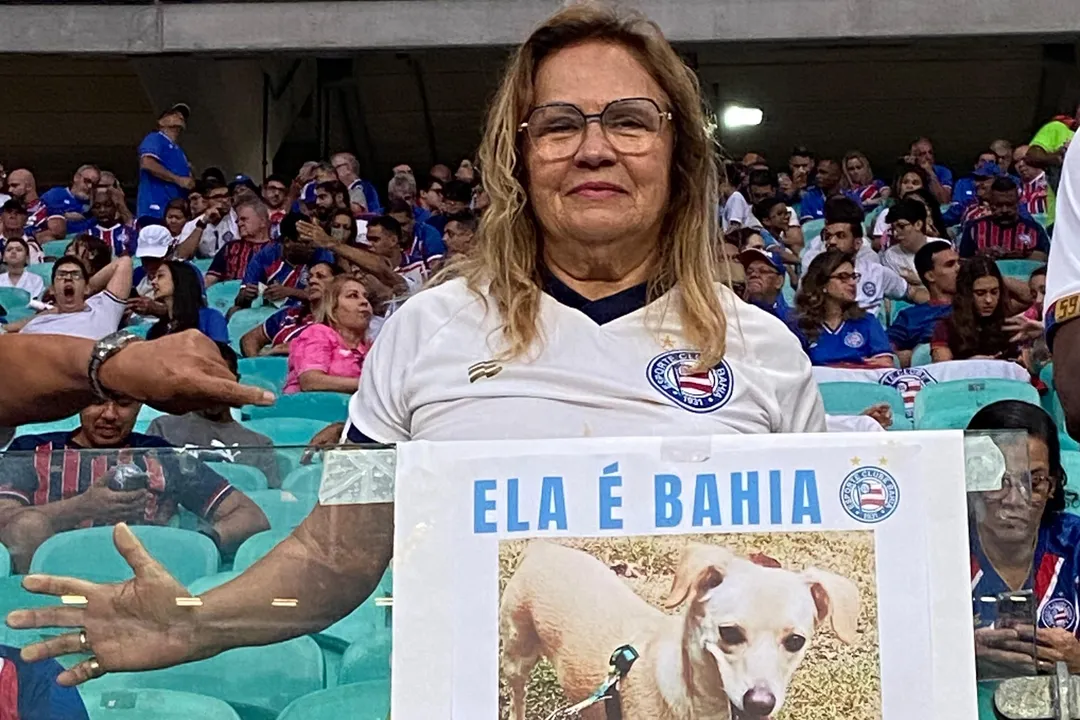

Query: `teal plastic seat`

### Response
(29, 526, 219, 585)
(187, 570, 242, 595)
(0, 575, 64, 648)
(12, 415, 81, 436)
(1062, 451, 1080, 486)
(247, 393, 350, 423)
(0, 544, 10, 577)
(245, 490, 317, 530)
(0, 287, 31, 311)
(1039, 364, 1079, 451)
(817, 382, 912, 430)
(83, 635, 324, 717)
(192, 258, 214, 274)
(276, 681, 390, 720)
(206, 281, 242, 314)
(228, 308, 278, 350)
(238, 357, 289, 391)
(207, 462, 269, 493)
(26, 262, 54, 286)
(886, 299, 912, 327)
(1031, 213, 1050, 230)
(282, 464, 323, 495)
(81, 689, 241, 720)
(40, 239, 71, 259)
(233, 530, 291, 572)
(996, 259, 1044, 281)
(801, 218, 825, 241)
(243, 418, 327, 446)
(2, 306, 36, 324)
(911, 343, 932, 368)
(914, 378, 1041, 430)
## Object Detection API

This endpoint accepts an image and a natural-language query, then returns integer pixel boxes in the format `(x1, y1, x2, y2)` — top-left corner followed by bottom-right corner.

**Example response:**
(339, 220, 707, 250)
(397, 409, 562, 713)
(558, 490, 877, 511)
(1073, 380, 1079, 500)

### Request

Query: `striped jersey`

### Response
(959, 216, 1050, 259)
(23, 199, 58, 237)
(89, 223, 138, 257)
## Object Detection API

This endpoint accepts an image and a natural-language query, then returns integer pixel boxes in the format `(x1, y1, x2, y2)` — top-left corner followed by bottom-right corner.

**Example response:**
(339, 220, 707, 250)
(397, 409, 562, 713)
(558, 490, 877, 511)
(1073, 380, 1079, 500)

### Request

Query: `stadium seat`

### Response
(911, 343, 932, 368)
(0, 287, 31, 311)
(245, 490, 318, 530)
(276, 681, 390, 720)
(238, 357, 289, 392)
(243, 418, 327, 446)
(206, 280, 242, 314)
(228, 308, 278, 349)
(1, 306, 36, 324)
(0, 575, 63, 648)
(0, 544, 10, 577)
(886, 299, 912, 327)
(232, 530, 291, 572)
(914, 378, 1041, 430)
(26, 262, 54, 287)
(1039, 364, 1078, 451)
(127, 322, 152, 339)
(13, 415, 81, 436)
(192, 258, 214, 274)
(208, 462, 269, 493)
(996, 259, 1043, 281)
(187, 570, 242, 595)
(1031, 212, 1050, 230)
(1062, 451, 1080, 486)
(282, 464, 323, 495)
(246, 393, 350, 423)
(40, 239, 71, 259)
(817, 382, 912, 430)
(29, 526, 219, 585)
(801, 218, 825, 241)
(81, 689, 241, 720)
(82, 635, 324, 717)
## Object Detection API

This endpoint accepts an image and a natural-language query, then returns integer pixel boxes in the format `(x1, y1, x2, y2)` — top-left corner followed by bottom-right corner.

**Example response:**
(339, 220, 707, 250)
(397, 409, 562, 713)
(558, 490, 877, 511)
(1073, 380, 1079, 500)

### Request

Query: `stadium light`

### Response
(721, 105, 763, 129)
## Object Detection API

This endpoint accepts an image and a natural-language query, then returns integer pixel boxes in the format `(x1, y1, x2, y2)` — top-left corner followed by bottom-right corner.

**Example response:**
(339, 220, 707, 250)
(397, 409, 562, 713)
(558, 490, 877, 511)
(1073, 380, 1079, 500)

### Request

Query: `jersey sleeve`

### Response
(89, 291, 127, 332)
(866, 316, 892, 356)
(1030, 121, 1070, 153)
(242, 247, 269, 286)
(1045, 142, 1080, 348)
(200, 308, 230, 344)
(420, 224, 447, 263)
(930, 319, 951, 349)
(161, 453, 234, 519)
(957, 224, 977, 257)
(887, 311, 912, 350)
(137, 132, 167, 160)
(206, 245, 229, 279)
(872, 208, 890, 238)
(262, 307, 288, 341)
(287, 324, 336, 377)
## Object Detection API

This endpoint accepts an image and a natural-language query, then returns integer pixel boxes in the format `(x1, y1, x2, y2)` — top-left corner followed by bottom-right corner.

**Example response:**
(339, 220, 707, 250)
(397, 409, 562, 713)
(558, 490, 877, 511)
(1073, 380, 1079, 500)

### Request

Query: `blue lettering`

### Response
(769, 470, 783, 524)
(473, 479, 497, 533)
(731, 471, 760, 525)
(599, 463, 623, 530)
(506, 478, 529, 532)
(692, 473, 722, 527)
(538, 476, 567, 530)
(655, 474, 683, 527)
(792, 470, 822, 524)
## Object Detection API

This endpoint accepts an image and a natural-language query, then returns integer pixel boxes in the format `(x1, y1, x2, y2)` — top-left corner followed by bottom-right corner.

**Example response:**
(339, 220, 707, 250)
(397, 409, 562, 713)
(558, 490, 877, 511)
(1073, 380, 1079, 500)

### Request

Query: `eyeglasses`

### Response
(984, 471, 1055, 501)
(829, 272, 861, 283)
(54, 270, 84, 281)
(519, 97, 672, 161)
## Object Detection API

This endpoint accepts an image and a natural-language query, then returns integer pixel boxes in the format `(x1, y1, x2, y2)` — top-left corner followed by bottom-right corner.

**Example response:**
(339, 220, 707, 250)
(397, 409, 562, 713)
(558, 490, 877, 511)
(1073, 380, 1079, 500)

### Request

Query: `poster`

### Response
(392, 432, 976, 719)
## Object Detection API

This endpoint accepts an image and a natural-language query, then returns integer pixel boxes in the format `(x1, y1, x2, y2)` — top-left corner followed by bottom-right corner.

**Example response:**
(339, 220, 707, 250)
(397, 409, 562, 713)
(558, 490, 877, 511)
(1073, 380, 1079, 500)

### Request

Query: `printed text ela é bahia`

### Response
(472, 464, 822, 534)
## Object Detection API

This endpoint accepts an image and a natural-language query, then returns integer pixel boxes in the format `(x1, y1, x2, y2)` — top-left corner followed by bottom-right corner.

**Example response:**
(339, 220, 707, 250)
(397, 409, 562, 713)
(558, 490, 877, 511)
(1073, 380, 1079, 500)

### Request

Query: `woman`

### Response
(238, 260, 337, 357)
(283, 275, 372, 394)
(796, 250, 894, 367)
(329, 209, 358, 246)
(163, 198, 190, 242)
(0, 238, 46, 299)
(146, 260, 228, 344)
(969, 401, 1080, 677)
(932, 256, 1019, 362)
(842, 150, 888, 210)
(872, 164, 931, 246)
(8, 5, 824, 687)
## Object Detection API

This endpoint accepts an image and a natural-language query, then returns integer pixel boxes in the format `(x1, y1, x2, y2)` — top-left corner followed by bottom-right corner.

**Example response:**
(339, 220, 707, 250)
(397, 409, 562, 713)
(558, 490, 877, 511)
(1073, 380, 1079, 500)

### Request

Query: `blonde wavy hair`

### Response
(437, 2, 725, 366)
(315, 275, 368, 330)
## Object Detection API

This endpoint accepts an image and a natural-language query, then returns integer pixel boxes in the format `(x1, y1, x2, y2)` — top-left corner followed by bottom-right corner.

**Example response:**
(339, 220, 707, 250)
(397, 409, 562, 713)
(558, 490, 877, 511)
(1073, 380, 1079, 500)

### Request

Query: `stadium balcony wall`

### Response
(0, 0, 1079, 54)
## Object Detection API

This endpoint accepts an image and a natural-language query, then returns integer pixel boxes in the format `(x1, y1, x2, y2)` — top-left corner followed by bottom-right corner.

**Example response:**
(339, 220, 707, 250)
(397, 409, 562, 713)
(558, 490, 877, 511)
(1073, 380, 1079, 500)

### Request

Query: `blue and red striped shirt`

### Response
(958, 216, 1050, 259)
(88, 223, 138, 257)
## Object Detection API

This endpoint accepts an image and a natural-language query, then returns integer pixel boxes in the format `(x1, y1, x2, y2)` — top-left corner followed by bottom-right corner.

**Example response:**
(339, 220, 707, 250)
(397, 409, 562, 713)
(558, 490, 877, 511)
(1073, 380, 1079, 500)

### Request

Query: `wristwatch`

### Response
(88, 330, 142, 402)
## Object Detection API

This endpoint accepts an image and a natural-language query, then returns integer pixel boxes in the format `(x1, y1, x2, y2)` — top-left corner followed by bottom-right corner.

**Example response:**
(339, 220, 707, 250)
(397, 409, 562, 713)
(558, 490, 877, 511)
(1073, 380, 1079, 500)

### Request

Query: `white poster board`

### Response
(393, 432, 976, 719)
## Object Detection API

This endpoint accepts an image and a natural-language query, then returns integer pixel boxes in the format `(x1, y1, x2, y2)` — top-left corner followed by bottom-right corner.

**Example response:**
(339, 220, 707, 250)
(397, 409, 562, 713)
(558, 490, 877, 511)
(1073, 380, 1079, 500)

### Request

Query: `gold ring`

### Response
(78, 630, 91, 652)
(87, 657, 101, 675)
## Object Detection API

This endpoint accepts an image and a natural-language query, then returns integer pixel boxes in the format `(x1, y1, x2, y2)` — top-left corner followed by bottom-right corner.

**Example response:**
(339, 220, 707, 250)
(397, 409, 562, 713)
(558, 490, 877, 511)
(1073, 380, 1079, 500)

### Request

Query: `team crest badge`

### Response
(1041, 598, 1077, 631)
(647, 350, 734, 414)
(879, 368, 935, 420)
(862, 281, 877, 297)
(844, 331, 865, 349)
(840, 466, 900, 523)
(1019, 232, 1034, 247)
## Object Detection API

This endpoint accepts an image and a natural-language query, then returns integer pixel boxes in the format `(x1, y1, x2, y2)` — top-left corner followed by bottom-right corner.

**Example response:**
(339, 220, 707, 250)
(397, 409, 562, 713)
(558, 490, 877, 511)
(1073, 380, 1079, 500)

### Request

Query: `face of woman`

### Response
(977, 434, 1053, 546)
(330, 214, 354, 243)
(743, 232, 766, 250)
(524, 40, 674, 250)
(3, 242, 27, 269)
(307, 263, 336, 303)
(151, 265, 174, 301)
(845, 157, 869, 184)
(1030, 273, 1047, 310)
(972, 276, 1001, 317)
(825, 262, 858, 304)
(165, 208, 187, 236)
(899, 172, 923, 197)
(335, 280, 373, 332)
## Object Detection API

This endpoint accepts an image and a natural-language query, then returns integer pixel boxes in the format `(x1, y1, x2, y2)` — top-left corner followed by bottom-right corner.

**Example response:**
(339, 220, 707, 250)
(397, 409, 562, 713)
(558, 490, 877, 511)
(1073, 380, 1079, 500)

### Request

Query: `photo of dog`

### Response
(498, 532, 879, 720)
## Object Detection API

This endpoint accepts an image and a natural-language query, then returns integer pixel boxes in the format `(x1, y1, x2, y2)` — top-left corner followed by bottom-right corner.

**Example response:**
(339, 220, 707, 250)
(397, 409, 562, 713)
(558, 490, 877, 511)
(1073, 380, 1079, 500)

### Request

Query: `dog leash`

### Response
(544, 645, 639, 720)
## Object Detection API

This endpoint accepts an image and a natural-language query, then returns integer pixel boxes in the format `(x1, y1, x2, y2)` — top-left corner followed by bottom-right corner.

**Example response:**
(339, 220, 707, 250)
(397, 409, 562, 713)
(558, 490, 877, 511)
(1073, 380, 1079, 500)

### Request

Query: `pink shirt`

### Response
(283, 323, 371, 395)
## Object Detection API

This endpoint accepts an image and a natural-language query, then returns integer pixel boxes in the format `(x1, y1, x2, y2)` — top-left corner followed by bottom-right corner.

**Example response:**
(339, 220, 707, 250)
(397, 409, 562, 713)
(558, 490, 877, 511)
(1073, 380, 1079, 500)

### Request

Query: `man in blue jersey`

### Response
(238, 213, 335, 308)
(906, 137, 953, 204)
(798, 159, 851, 222)
(137, 104, 195, 220)
(387, 199, 445, 273)
(887, 240, 957, 366)
(41, 165, 100, 237)
(738, 248, 795, 329)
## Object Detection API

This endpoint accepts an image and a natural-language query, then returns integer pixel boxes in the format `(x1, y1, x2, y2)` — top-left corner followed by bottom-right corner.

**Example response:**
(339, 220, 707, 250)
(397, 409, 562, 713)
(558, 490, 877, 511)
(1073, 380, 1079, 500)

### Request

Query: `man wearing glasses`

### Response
(11, 255, 132, 340)
(136, 103, 195, 221)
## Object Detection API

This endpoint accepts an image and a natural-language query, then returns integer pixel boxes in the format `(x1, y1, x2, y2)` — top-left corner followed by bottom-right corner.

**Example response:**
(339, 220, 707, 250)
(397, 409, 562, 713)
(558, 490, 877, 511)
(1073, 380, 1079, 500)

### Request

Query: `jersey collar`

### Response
(541, 266, 649, 325)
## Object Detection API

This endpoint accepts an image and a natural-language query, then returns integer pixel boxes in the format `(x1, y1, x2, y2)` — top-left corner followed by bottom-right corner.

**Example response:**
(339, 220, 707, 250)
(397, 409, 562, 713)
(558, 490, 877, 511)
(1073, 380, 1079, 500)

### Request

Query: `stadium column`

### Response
(131, 56, 317, 180)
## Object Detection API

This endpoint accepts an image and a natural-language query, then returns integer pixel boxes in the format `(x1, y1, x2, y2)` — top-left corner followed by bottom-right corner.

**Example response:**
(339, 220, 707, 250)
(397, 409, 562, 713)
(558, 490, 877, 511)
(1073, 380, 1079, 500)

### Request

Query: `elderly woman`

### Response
(9, 5, 825, 687)
(282, 276, 373, 394)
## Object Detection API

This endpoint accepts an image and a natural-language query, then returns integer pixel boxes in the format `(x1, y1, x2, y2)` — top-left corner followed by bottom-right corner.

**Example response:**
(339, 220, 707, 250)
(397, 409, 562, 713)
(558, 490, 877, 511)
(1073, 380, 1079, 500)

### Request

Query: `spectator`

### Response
(67, 234, 112, 277)
(437, 180, 474, 236)
(442, 210, 478, 259)
(147, 343, 282, 489)
(187, 182, 209, 219)
(128, 225, 180, 302)
(737, 248, 794, 326)
(871, 163, 929, 246)
(1024, 99, 1078, 227)
(299, 214, 411, 299)
(146, 261, 228, 344)
(1008, 266, 1052, 377)
(842, 150, 887, 210)
(959, 178, 1050, 261)
(387, 198, 446, 273)
(417, 174, 444, 225)
(7, 169, 64, 242)
(0, 237, 46, 300)
(782, 146, 815, 203)
(1014, 145, 1050, 216)
(724, 226, 767, 251)
(228, 175, 259, 206)
(348, 188, 368, 217)
(796, 250, 894, 368)
(931, 256, 1018, 362)
(204, 199, 273, 287)
(0, 162, 7, 205)
(734, 170, 804, 252)
(954, 160, 1003, 227)
(163, 198, 190, 242)
(798, 158, 850, 221)
(41, 164, 100, 236)
(751, 197, 796, 255)
(239, 211, 335, 308)
(283, 275, 373, 395)
(906, 136, 953, 203)
(0, 200, 44, 264)
(454, 157, 477, 184)
(238, 261, 337, 357)
(0, 395, 269, 572)
(951, 151, 999, 212)
(328, 208, 358, 246)
(87, 187, 137, 257)
(136, 103, 194, 219)
(991, 138, 1014, 175)
(331, 151, 382, 214)
(261, 173, 290, 229)
(388, 172, 426, 219)
(10, 254, 131, 340)
(882, 197, 931, 283)
(177, 181, 238, 260)
(429, 163, 452, 184)
(888, 240, 958, 366)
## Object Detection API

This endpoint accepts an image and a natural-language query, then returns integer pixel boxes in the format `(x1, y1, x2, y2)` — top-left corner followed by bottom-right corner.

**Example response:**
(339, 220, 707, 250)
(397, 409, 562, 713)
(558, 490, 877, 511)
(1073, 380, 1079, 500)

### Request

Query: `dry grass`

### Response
(498, 532, 880, 720)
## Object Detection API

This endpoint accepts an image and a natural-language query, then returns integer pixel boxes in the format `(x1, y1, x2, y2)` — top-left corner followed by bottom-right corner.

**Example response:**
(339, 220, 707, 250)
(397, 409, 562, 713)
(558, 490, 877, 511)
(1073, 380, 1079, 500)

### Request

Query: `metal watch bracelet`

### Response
(88, 330, 142, 402)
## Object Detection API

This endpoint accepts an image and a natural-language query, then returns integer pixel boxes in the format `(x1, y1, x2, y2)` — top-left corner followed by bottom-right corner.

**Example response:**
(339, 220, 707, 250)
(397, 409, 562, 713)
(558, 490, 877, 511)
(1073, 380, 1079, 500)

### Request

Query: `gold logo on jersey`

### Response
(468, 360, 503, 383)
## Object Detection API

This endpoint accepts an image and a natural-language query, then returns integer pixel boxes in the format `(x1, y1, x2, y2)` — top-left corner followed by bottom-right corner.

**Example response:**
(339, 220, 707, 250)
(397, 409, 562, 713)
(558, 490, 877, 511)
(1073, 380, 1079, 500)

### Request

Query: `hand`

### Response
(176, 176, 196, 191)
(301, 422, 346, 464)
(861, 402, 893, 430)
(8, 524, 205, 686)
(981, 245, 1007, 259)
(974, 626, 1040, 675)
(262, 284, 300, 303)
(297, 220, 335, 249)
(1015, 625, 1080, 673)
(204, 206, 223, 225)
(777, 174, 794, 195)
(80, 485, 151, 525)
(98, 329, 274, 414)
(792, 167, 809, 189)
(898, 268, 922, 286)
(126, 296, 166, 318)
(1005, 313, 1044, 343)
(234, 285, 259, 308)
(879, 187, 892, 199)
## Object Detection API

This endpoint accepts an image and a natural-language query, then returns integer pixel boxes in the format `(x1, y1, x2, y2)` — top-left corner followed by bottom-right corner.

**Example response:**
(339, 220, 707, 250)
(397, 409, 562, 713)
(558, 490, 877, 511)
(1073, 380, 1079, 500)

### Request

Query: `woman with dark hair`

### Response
(872, 164, 934, 247)
(968, 400, 1080, 675)
(146, 260, 228, 344)
(932, 256, 1019, 362)
(329, 209, 358, 246)
(795, 250, 893, 367)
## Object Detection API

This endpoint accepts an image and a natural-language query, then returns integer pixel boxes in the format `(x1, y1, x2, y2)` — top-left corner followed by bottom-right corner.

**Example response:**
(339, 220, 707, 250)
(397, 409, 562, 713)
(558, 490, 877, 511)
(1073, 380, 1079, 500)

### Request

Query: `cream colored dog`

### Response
(500, 541, 860, 720)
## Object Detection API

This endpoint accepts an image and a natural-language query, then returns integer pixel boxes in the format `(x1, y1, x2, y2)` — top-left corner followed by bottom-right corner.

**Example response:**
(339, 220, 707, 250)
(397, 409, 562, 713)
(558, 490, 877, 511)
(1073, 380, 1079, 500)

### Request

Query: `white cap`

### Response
(135, 225, 175, 258)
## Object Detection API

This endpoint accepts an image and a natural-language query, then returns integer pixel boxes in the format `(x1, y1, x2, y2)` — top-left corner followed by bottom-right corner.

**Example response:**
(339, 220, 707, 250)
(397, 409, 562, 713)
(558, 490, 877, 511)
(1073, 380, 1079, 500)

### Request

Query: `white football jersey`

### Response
(1046, 141, 1080, 347)
(347, 277, 825, 442)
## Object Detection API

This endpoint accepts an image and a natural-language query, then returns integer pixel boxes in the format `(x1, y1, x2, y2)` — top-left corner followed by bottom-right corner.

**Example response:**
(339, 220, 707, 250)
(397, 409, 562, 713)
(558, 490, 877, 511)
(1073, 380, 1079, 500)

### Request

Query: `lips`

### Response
(569, 181, 626, 198)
